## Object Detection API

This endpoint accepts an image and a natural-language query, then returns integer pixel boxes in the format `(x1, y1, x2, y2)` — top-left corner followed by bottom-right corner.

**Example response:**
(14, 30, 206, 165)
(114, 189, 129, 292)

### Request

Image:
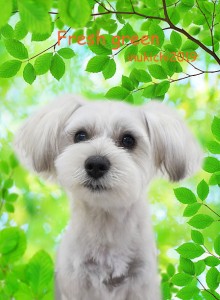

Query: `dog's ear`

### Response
(142, 101, 202, 181)
(14, 95, 83, 176)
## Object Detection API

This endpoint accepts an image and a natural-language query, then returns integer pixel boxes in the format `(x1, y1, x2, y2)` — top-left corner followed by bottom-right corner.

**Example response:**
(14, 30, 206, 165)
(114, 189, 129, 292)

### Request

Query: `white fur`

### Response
(14, 96, 202, 300)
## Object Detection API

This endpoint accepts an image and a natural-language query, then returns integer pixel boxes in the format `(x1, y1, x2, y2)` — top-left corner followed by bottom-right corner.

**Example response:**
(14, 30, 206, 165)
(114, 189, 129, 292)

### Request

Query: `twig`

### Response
(106, 0, 115, 11)
(94, 0, 110, 12)
(197, 278, 219, 300)
(202, 203, 220, 218)
(24, 27, 71, 63)
(204, 246, 220, 259)
(196, 0, 211, 30)
(129, 0, 135, 13)
(211, 0, 217, 51)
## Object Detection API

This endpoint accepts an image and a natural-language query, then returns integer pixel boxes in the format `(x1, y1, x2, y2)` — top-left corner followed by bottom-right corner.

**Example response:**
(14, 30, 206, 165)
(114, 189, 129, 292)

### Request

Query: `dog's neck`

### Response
(71, 198, 135, 223)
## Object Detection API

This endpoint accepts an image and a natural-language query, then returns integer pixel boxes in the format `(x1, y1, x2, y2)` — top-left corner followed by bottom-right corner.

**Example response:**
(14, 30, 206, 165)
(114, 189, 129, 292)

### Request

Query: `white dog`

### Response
(14, 95, 202, 300)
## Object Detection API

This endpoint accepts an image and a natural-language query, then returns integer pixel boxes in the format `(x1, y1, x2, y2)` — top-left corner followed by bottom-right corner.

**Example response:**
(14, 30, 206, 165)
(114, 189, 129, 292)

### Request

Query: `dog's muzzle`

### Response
(85, 155, 110, 179)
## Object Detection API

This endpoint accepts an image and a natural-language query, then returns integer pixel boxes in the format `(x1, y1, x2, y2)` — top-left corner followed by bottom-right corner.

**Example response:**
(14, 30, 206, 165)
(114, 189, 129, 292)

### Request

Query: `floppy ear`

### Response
(143, 101, 202, 181)
(14, 95, 83, 176)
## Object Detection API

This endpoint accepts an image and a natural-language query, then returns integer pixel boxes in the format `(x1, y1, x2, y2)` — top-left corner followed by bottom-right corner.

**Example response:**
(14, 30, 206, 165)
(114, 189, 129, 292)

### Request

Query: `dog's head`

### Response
(14, 96, 202, 209)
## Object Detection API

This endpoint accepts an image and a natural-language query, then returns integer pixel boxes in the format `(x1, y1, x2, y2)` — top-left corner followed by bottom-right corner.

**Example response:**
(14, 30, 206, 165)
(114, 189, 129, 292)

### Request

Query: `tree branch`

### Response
(91, 10, 165, 21)
(162, 0, 220, 65)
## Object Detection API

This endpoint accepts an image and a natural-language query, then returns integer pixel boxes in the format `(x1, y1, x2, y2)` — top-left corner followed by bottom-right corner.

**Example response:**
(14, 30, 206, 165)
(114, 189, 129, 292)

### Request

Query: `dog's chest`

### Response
(71, 215, 137, 288)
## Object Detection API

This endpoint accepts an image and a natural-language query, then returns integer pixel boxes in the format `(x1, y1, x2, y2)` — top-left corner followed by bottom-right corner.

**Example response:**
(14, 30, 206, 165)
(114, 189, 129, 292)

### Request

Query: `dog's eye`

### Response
(121, 134, 136, 149)
(74, 131, 88, 143)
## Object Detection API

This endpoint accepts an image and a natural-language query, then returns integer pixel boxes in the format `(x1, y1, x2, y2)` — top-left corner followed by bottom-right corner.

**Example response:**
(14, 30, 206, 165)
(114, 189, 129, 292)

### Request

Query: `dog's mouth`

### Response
(83, 182, 109, 192)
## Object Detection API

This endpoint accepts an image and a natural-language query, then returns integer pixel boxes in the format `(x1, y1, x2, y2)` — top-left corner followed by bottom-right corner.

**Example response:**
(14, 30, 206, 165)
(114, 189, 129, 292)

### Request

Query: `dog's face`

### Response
(55, 101, 152, 208)
(14, 96, 202, 209)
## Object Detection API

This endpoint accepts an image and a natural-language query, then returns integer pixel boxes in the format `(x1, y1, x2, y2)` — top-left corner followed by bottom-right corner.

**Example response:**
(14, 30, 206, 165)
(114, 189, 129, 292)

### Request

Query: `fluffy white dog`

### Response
(14, 95, 202, 300)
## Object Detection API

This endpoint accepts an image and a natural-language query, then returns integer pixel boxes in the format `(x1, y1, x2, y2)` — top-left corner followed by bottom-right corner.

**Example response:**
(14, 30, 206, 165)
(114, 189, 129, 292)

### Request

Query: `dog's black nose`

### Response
(85, 156, 110, 179)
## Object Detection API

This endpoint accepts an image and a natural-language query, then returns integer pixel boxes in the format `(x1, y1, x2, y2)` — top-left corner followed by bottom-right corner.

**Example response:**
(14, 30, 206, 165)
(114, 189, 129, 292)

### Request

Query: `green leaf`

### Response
(207, 141, 220, 154)
(182, 0, 194, 7)
(204, 256, 220, 267)
(57, 48, 75, 59)
(142, 84, 156, 98)
(155, 81, 170, 96)
(133, 69, 152, 83)
(23, 63, 36, 84)
(209, 171, 220, 185)
(50, 54, 65, 80)
(148, 22, 165, 47)
(86, 55, 110, 73)
(214, 235, 220, 256)
(105, 86, 130, 100)
(189, 26, 200, 35)
(125, 94, 134, 104)
(88, 42, 112, 55)
(0, 161, 10, 174)
(179, 257, 195, 275)
(0, 227, 19, 254)
(14, 282, 33, 300)
(102, 59, 116, 79)
(171, 273, 193, 286)
(176, 283, 200, 299)
(181, 40, 199, 51)
(176, 242, 205, 259)
(148, 64, 167, 79)
(174, 187, 197, 204)
(206, 267, 219, 290)
(10, 154, 19, 169)
(211, 117, 220, 141)
(14, 21, 28, 40)
(1, 227, 26, 262)
(188, 214, 214, 229)
(203, 157, 220, 173)
(34, 53, 53, 75)
(121, 76, 134, 91)
(0, 60, 22, 78)
(124, 45, 138, 62)
(18, 0, 52, 34)
(27, 250, 53, 297)
(167, 7, 180, 25)
(201, 290, 220, 300)
(5, 202, 15, 213)
(161, 282, 171, 300)
(117, 23, 137, 41)
(4, 39, 28, 60)
(6, 193, 19, 202)
(0, 0, 13, 29)
(116, 0, 133, 13)
(140, 45, 160, 56)
(194, 260, 206, 276)
(197, 180, 209, 201)
(58, 0, 91, 28)
(1, 24, 14, 38)
(170, 31, 182, 49)
(183, 203, 201, 217)
(4, 178, 13, 189)
(191, 230, 204, 245)
(167, 264, 175, 277)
